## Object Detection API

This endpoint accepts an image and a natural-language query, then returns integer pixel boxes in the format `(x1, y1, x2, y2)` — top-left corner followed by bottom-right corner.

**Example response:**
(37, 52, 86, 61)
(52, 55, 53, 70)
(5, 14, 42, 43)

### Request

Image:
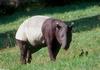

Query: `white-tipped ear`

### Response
(69, 22, 74, 28)
(71, 22, 74, 27)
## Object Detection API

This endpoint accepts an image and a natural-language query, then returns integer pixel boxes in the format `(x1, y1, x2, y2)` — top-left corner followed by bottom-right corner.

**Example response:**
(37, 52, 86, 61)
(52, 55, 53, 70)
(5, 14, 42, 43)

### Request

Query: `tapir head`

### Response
(55, 20, 73, 50)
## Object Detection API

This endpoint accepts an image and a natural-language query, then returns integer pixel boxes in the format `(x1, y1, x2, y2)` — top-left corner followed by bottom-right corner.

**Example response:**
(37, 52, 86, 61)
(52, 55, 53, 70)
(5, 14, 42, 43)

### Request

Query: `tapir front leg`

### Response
(47, 39, 61, 61)
(46, 39, 56, 61)
(52, 41, 61, 60)
(47, 45, 56, 61)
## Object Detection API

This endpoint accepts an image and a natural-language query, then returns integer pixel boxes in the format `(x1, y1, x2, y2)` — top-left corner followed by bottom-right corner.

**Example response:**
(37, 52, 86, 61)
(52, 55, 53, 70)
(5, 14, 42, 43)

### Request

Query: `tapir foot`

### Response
(20, 59, 26, 64)
(27, 58, 32, 63)
(50, 57, 56, 61)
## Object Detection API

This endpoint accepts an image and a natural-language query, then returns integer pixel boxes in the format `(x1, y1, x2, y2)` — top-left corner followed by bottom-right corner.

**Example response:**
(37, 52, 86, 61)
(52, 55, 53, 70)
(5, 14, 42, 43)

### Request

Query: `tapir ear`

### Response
(56, 22, 62, 29)
(68, 22, 74, 30)
(70, 22, 74, 28)
(69, 22, 74, 28)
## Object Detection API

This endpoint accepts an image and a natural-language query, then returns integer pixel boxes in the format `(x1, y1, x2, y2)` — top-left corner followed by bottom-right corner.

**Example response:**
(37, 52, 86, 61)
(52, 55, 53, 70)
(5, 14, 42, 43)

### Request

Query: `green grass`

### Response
(0, 2, 100, 70)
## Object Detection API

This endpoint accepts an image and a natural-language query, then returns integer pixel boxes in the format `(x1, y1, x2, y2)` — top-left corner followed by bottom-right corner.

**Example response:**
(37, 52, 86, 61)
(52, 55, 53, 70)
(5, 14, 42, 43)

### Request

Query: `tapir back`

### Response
(15, 15, 50, 46)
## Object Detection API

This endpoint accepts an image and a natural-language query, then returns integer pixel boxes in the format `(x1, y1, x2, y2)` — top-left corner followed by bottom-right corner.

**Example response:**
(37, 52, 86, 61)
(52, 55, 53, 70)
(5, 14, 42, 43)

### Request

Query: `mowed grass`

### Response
(0, 2, 100, 70)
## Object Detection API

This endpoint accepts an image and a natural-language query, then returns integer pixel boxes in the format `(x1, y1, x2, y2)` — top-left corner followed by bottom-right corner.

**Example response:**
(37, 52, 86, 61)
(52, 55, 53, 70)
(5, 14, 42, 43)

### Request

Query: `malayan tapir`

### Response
(15, 15, 73, 64)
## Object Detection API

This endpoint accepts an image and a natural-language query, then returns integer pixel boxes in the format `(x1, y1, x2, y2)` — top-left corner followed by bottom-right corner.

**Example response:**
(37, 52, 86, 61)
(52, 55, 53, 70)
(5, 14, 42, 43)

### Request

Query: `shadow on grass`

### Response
(0, 30, 16, 49)
(0, 2, 99, 25)
(71, 15, 100, 33)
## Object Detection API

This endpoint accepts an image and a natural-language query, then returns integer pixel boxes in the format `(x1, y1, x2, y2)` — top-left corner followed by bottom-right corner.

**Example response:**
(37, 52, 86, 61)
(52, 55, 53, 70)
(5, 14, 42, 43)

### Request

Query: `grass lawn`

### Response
(0, 2, 100, 70)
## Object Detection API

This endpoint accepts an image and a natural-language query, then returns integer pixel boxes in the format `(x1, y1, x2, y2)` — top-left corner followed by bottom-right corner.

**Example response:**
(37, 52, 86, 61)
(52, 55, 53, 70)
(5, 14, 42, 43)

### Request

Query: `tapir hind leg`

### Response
(27, 48, 32, 63)
(16, 39, 27, 64)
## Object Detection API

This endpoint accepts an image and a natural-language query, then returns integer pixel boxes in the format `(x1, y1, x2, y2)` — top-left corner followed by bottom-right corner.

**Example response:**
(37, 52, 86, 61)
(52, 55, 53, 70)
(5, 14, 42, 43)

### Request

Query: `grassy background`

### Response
(0, 2, 100, 70)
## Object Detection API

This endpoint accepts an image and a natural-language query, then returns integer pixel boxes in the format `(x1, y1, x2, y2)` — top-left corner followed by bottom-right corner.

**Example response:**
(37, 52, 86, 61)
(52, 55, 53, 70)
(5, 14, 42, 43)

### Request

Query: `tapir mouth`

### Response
(64, 43, 70, 50)
(61, 43, 66, 49)
(61, 38, 67, 49)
